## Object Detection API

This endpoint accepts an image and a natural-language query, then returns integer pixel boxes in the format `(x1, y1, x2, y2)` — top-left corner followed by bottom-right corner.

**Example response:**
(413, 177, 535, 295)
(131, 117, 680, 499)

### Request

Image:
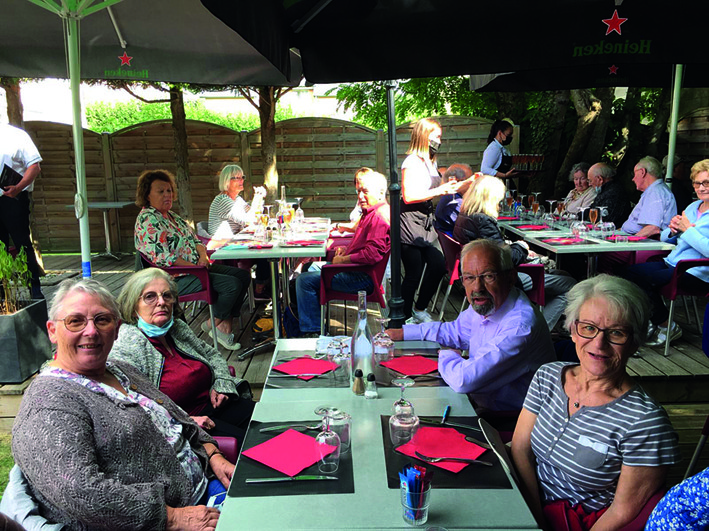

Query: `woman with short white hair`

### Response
(208, 164, 266, 239)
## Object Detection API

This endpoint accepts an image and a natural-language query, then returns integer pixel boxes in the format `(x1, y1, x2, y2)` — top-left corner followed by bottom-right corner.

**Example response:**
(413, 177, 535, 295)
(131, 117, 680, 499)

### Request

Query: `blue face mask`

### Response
(136, 315, 174, 337)
(595, 185, 602, 193)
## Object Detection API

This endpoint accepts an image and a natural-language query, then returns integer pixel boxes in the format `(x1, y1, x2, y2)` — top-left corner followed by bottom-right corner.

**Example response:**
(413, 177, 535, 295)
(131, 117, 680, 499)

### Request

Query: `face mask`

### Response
(595, 185, 602, 193)
(136, 315, 174, 338)
(501, 134, 513, 146)
(428, 138, 440, 158)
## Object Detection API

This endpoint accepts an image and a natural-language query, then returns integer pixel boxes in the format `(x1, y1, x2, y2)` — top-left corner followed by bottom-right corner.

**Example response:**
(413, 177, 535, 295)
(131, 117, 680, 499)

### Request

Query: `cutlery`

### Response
(414, 451, 493, 466)
(464, 436, 492, 450)
(259, 423, 321, 433)
(245, 475, 338, 484)
(478, 417, 515, 479)
(418, 418, 482, 432)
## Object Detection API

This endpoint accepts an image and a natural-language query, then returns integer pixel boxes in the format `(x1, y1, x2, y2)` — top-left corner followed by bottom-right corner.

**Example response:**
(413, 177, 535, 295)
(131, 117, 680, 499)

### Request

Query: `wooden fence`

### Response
(25, 115, 497, 253)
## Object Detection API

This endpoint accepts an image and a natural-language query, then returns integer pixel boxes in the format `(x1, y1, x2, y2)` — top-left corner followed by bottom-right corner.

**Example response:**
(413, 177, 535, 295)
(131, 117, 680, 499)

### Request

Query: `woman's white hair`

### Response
(49, 278, 120, 320)
(218, 164, 244, 192)
(117, 268, 179, 324)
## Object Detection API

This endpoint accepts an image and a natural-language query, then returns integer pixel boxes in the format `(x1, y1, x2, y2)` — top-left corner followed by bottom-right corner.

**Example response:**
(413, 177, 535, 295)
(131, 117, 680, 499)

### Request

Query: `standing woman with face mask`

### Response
(400, 118, 462, 323)
(481, 119, 518, 181)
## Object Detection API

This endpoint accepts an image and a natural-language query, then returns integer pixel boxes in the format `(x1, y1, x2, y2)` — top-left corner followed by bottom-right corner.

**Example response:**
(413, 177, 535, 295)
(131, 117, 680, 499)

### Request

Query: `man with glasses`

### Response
(621, 156, 676, 238)
(587, 162, 631, 227)
(386, 239, 554, 411)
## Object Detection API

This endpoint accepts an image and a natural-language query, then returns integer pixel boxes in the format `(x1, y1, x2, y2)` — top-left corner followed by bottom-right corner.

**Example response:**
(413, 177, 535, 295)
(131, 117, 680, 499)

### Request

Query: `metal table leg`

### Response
(97, 209, 121, 260)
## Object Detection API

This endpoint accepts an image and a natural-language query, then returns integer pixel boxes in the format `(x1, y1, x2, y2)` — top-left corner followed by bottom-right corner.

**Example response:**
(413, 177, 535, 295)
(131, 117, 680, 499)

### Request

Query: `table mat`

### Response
(266, 351, 350, 390)
(380, 416, 511, 490)
(228, 420, 355, 498)
(517, 224, 550, 230)
(541, 237, 586, 245)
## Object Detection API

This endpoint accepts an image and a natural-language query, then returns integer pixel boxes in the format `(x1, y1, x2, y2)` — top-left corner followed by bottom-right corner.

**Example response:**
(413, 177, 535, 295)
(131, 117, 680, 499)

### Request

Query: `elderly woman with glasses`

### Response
(109, 268, 254, 441)
(621, 159, 709, 347)
(11, 278, 233, 530)
(512, 275, 680, 531)
(207, 164, 266, 239)
(563, 162, 596, 215)
(134, 168, 251, 350)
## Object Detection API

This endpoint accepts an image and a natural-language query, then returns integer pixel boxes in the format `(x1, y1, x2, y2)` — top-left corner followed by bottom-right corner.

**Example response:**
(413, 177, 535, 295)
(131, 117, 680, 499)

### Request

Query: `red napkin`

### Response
(272, 356, 339, 380)
(284, 240, 323, 246)
(498, 216, 519, 221)
(542, 237, 585, 244)
(517, 224, 550, 230)
(380, 355, 438, 376)
(248, 243, 273, 249)
(396, 426, 487, 473)
(242, 429, 337, 477)
(606, 235, 647, 242)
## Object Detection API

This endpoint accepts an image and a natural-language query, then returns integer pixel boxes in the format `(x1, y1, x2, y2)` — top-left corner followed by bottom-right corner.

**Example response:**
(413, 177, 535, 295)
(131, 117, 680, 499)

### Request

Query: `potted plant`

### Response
(0, 242, 52, 383)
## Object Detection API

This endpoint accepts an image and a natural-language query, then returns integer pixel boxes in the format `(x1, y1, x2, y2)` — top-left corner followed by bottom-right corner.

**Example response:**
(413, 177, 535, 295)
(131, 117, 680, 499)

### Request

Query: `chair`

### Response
(517, 263, 545, 307)
(684, 413, 709, 480)
(435, 231, 466, 320)
(138, 252, 219, 351)
(213, 436, 239, 463)
(659, 258, 709, 357)
(319, 250, 391, 335)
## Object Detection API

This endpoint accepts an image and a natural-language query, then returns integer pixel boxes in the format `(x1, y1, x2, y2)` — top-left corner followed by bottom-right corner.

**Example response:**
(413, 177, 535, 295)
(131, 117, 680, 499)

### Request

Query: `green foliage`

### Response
(328, 77, 497, 128)
(0, 432, 12, 501)
(85, 99, 301, 133)
(0, 241, 31, 314)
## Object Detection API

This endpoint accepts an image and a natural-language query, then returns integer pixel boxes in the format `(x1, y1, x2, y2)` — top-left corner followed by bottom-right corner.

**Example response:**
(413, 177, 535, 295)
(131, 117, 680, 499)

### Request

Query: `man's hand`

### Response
(385, 328, 404, 341)
(166, 506, 220, 531)
(210, 454, 236, 488)
(332, 246, 349, 264)
(1, 184, 20, 199)
(191, 416, 215, 430)
(210, 389, 229, 409)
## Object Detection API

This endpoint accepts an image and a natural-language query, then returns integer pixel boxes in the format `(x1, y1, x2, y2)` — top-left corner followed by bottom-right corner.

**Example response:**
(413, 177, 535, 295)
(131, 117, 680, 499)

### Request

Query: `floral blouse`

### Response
(135, 206, 201, 267)
(42, 362, 208, 505)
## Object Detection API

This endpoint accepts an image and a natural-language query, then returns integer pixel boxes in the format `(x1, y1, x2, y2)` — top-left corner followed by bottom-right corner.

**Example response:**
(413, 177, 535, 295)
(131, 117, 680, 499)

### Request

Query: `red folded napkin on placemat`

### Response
(248, 243, 273, 249)
(606, 235, 647, 242)
(379, 355, 439, 376)
(284, 240, 323, 246)
(272, 356, 339, 380)
(542, 237, 585, 244)
(242, 429, 337, 477)
(396, 426, 487, 473)
(517, 224, 550, 230)
(498, 216, 519, 221)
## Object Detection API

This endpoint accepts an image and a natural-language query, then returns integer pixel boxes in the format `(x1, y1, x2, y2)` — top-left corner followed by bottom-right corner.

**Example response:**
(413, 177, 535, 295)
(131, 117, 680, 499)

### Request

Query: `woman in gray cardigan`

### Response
(109, 268, 254, 443)
(12, 278, 231, 530)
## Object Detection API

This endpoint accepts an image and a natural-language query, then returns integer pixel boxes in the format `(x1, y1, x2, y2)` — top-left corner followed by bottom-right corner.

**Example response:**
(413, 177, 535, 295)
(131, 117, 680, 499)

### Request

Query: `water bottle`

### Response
(351, 291, 374, 387)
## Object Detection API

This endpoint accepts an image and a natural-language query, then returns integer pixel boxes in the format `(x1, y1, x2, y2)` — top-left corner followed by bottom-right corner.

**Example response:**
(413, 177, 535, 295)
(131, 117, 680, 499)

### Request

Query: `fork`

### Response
(414, 451, 493, 466)
(259, 423, 322, 433)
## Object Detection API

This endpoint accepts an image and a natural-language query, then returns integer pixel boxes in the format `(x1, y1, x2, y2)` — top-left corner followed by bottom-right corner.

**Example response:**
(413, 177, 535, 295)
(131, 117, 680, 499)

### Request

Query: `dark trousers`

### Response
(176, 263, 251, 320)
(621, 261, 709, 325)
(200, 396, 255, 449)
(0, 192, 41, 289)
(401, 243, 446, 318)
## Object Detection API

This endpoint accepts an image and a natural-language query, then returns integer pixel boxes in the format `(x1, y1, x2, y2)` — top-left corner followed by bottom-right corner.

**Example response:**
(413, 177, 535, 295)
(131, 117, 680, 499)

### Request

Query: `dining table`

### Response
(215, 338, 541, 530)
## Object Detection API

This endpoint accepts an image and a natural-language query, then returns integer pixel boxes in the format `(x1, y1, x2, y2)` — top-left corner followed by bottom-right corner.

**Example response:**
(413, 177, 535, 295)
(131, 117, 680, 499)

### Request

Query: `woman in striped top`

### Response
(208, 164, 266, 238)
(511, 275, 680, 531)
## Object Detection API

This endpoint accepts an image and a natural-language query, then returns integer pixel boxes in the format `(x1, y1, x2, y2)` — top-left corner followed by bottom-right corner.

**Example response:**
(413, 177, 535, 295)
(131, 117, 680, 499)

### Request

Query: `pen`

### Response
(441, 405, 451, 424)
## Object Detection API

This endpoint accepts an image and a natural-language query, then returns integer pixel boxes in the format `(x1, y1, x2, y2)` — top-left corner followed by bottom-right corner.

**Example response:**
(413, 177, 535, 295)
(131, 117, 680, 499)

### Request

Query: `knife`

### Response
(419, 417, 483, 432)
(464, 435, 492, 450)
(245, 475, 338, 484)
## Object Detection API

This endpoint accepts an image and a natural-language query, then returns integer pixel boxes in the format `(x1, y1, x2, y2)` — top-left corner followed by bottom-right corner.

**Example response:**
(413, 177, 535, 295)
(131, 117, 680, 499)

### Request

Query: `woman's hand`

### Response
(253, 186, 267, 198)
(210, 454, 236, 488)
(166, 506, 220, 531)
(210, 389, 229, 409)
(197, 256, 211, 268)
(191, 416, 216, 430)
(504, 169, 519, 178)
(675, 211, 694, 233)
(438, 180, 463, 196)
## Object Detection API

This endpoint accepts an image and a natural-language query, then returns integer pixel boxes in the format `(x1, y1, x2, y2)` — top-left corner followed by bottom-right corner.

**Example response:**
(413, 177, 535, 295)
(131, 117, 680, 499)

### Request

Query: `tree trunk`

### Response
(613, 87, 645, 186)
(554, 89, 602, 197)
(258, 86, 279, 197)
(528, 90, 570, 199)
(583, 87, 615, 163)
(169, 86, 193, 224)
(1, 78, 24, 127)
(495, 92, 527, 124)
(646, 88, 671, 159)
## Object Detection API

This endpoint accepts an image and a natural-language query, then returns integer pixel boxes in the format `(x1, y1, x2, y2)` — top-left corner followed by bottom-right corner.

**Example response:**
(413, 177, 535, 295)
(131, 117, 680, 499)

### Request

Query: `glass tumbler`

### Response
(329, 410, 352, 454)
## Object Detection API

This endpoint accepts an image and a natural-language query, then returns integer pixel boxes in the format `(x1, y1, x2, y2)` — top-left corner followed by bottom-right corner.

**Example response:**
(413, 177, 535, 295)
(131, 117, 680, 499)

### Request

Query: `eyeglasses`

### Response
(461, 270, 509, 285)
(140, 290, 176, 306)
(574, 320, 632, 345)
(230, 176, 245, 181)
(57, 313, 118, 332)
(692, 180, 709, 189)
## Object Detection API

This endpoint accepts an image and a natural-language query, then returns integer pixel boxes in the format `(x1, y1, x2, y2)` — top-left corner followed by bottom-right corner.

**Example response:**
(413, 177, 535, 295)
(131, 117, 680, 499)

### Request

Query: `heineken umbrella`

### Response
(0, 0, 301, 277)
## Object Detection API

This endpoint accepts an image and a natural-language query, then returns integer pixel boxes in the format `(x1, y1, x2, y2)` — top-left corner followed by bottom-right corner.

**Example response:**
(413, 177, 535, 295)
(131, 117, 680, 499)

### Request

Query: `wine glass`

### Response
(314, 407, 341, 473)
(373, 317, 395, 362)
(577, 206, 590, 224)
(527, 194, 536, 208)
(294, 197, 305, 222)
(505, 193, 514, 214)
(389, 401, 419, 447)
(546, 199, 556, 218)
(391, 377, 416, 415)
(327, 338, 350, 382)
(571, 221, 588, 240)
(517, 194, 527, 215)
(532, 200, 540, 218)
(601, 221, 616, 240)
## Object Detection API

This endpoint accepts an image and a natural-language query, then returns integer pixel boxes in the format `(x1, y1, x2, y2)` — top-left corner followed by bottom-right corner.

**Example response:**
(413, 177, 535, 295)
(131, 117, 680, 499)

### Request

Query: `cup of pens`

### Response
(399, 464, 432, 526)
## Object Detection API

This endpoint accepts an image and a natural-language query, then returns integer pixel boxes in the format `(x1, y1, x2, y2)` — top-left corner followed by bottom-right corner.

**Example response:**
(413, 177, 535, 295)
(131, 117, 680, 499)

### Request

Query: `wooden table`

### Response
(216, 339, 540, 530)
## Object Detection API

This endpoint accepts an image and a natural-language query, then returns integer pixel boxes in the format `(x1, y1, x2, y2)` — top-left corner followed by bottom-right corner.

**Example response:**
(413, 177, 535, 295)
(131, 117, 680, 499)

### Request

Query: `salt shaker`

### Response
(364, 373, 378, 399)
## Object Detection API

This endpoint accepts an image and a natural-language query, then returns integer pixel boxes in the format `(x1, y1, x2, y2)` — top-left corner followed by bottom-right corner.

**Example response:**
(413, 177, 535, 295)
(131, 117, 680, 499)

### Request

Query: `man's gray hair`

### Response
(49, 278, 120, 321)
(564, 274, 651, 345)
(591, 163, 616, 182)
(117, 268, 179, 324)
(460, 239, 513, 271)
(358, 170, 388, 196)
(443, 164, 472, 183)
(636, 156, 663, 179)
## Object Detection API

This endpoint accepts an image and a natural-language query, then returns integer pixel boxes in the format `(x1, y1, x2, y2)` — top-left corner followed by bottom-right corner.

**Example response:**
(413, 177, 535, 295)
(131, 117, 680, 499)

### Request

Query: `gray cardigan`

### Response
(12, 362, 216, 531)
(109, 320, 251, 399)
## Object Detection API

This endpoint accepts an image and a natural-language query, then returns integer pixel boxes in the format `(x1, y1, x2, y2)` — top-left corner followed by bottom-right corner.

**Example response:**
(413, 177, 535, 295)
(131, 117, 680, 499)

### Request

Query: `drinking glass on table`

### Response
(589, 207, 600, 226)
(505, 193, 514, 214)
(545, 199, 556, 218)
(314, 407, 341, 473)
(389, 389, 419, 447)
(327, 338, 351, 382)
(373, 317, 395, 362)
(600, 222, 616, 240)
(329, 410, 352, 454)
(577, 205, 590, 224)
(531, 200, 540, 217)
(571, 221, 588, 240)
(391, 377, 416, 415)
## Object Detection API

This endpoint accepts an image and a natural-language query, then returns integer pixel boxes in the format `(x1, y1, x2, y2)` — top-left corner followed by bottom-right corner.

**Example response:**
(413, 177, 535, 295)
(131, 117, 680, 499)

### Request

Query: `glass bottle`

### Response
(351, 290, 374, 385)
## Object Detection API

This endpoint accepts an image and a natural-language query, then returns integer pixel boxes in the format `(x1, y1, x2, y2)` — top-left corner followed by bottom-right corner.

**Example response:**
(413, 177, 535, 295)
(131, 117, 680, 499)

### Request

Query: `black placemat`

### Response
(266, 350, 350, 389)
(228, 420, 355, 498)
(380, 416, 511, 490)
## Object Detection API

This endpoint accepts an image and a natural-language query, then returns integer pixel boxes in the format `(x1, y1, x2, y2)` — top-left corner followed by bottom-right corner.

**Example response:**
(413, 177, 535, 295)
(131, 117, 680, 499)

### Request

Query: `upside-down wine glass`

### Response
(391, 377, 416, 415)
(373, 317, 395, 362)
(314, 407, 341, 473)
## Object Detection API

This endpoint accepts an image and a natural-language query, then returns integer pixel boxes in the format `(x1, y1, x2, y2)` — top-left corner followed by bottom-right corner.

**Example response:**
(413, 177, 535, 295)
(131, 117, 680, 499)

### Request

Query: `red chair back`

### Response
(138, 253, 215, 305)
(517, 263, 545, 306)
(660, 258, 709, 301)
(437, 231, 462, 283)
(319, 250, 391, 308)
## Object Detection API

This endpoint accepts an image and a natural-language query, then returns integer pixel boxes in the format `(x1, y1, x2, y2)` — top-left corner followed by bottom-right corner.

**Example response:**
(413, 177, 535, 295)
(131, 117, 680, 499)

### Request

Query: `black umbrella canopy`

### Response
(203, 0, 705, 84)
(0, 0, 301, 86)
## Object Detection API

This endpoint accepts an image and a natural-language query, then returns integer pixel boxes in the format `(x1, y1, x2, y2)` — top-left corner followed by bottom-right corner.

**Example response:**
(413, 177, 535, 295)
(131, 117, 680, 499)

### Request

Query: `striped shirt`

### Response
(524, 362, 679, 512)
(208, 194, 250, 237)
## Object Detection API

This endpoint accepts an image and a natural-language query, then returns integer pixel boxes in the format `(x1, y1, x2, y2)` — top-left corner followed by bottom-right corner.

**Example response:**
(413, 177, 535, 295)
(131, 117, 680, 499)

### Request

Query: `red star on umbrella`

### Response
(118, 51, 133, 66)
(602, 10, 628, 36)
(609, 65, 619, 74)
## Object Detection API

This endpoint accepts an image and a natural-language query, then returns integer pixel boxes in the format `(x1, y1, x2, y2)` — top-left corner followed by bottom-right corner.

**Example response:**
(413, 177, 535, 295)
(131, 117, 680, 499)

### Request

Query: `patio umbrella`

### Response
(203, 0, 707, 326)
(0, 0, 302, 277)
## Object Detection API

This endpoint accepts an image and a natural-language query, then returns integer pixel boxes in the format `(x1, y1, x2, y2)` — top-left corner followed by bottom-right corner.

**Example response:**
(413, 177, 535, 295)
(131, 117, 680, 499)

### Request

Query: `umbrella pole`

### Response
(665, 64, 684, 190)
(385, 81, 405, 328)
(65, 16, 93, 277)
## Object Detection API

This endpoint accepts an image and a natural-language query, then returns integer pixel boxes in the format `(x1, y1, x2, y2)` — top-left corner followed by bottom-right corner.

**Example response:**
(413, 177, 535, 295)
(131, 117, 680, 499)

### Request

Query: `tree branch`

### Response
(237, 87, 258, 110)
(118, 82, 170, 103)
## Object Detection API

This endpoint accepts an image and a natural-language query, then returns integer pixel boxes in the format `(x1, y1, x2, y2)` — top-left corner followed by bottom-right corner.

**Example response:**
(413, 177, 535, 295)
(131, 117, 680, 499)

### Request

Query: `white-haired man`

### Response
(622, 156, 677, 238)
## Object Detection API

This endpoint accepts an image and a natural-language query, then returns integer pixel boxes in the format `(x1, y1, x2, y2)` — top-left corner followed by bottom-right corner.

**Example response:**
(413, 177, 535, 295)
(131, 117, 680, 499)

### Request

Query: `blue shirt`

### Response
(402, 288, 555, 411)
(661, 200, 709, 283)
(645, 466, 709, 530)
(481, 139, 509, 175)
(434, 193, 462, 235)
(622, 179, 677, 234)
